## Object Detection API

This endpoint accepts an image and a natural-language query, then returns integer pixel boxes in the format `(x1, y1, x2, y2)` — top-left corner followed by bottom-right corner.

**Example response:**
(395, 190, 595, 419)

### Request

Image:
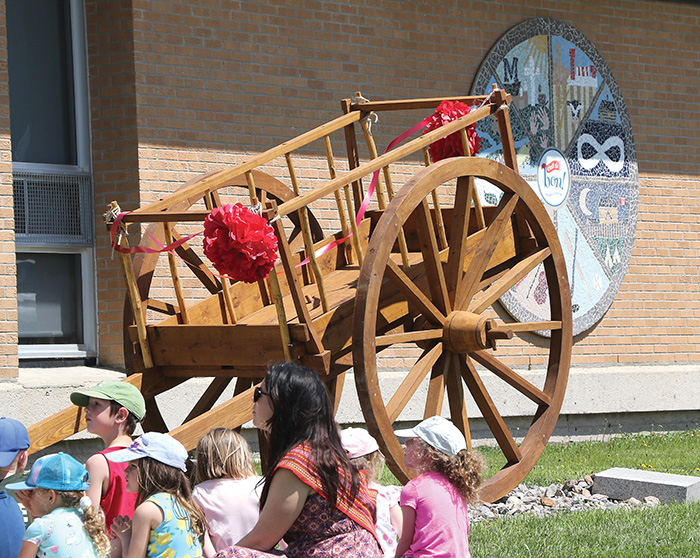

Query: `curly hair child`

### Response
(394, 416, 486, 558)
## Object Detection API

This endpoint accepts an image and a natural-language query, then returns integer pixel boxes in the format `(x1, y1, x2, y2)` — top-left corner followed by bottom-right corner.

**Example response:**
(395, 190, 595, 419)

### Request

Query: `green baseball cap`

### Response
(70, 380, 146, 421)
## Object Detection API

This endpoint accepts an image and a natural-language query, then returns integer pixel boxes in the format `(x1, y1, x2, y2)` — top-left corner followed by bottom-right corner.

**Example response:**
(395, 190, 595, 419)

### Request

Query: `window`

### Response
(7, 0, 95, 359)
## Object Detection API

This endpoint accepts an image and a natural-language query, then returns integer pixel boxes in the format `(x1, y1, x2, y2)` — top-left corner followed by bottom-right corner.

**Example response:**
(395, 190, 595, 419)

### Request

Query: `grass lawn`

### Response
(381, 429, 700, 557)
(478, 428, 700, 485)
(470, 501, 700, 558)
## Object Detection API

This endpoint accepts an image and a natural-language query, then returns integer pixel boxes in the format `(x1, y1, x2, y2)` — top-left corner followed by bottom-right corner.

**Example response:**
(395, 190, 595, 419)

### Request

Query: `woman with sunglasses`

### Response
(215, 361, 381, 558)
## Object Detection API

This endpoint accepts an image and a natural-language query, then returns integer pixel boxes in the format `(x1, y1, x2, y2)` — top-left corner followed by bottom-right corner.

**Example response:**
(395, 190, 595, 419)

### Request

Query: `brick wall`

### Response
(89, 0, 699, 370)
(86, 0, 143, 367)
(0, 0, 18, 378)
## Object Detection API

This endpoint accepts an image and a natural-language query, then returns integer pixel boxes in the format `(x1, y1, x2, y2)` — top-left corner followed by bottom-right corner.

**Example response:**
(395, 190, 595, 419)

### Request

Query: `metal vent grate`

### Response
(13, 171, 94, 246)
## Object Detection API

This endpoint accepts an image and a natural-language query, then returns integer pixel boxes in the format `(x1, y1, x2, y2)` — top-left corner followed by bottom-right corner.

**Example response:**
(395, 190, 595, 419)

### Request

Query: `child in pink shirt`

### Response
(192, 428, 262, 556)
(394, 416, 486, 558)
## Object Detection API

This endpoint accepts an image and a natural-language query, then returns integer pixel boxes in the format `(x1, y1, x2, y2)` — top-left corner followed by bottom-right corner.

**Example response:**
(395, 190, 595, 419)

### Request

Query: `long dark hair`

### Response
(259, 362, 362, 511)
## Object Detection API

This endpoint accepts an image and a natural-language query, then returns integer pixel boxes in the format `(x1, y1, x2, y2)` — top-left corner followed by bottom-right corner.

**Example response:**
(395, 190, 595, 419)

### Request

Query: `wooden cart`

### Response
(29, 89, 572, 502)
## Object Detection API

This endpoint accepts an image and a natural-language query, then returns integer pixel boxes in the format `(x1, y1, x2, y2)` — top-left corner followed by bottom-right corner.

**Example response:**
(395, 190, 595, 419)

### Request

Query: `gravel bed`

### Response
(470, 476, 662, 523)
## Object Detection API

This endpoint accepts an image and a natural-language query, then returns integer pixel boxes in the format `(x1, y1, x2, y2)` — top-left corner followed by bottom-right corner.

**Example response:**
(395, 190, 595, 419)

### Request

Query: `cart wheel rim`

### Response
(353, 156, 572, 502)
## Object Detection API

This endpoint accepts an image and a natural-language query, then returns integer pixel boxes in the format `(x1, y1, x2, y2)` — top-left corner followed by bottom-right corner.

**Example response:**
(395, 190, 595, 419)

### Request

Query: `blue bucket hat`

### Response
(6, 453, 89, 492)
(106, 432, 188, 472)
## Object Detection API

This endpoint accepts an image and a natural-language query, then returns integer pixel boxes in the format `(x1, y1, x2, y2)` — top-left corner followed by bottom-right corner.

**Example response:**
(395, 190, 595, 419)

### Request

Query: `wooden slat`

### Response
(456, 193, 519, 310)
(147, 299, 178, 315)
(386, 343, 443, 423)
(493, 88, 519, 174)
(146, 324, 309, 367)
(348, 93, 499, 113)
(171, 229, 221, 294)
(164, 222, 189, 324)
(468, 247, 551, 314)
(130, 111, 362, 216)
(460, 356, 522, 464)
(470, 351, 552, 407)
(269, 207, 324, 355)
(277, 102, 499, 218)
(415, 198, 451, 315)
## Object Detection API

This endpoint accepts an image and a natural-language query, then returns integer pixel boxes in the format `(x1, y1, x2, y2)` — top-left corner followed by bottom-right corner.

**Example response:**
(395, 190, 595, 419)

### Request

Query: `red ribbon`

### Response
(109, 114, 433, 274)
(109, 211, 203, 254)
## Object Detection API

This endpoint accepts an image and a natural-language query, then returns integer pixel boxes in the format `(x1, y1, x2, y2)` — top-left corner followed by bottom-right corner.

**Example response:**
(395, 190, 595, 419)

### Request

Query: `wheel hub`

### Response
(442, 311, 494, 354)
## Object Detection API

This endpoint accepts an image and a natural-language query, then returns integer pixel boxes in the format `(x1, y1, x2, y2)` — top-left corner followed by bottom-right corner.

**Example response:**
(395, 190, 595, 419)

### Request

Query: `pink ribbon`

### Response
(296, 115, 432, 267)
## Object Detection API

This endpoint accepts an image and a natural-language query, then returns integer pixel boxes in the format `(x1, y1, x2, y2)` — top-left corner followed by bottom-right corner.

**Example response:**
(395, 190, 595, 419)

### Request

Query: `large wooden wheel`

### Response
(123, 170, 323, 435)
(353, 156, 572, 502)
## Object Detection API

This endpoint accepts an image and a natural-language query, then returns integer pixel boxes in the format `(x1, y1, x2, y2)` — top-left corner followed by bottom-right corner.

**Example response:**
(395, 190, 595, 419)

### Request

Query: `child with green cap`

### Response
(70, 380, 146, 544)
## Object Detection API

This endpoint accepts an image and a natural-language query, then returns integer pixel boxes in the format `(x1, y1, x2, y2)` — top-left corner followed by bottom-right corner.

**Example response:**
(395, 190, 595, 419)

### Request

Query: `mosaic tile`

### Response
(471, 18, 639, 336)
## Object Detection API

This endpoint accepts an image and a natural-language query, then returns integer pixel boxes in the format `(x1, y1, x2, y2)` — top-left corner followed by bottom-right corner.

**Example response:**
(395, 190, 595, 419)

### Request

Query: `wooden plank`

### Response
(423, 358, 446, 419)
(27, 374, 142, 454)
(146, 324, 308, 367)
(347, 93, 505, 113)
(385, 260, 445, 326)
(445, 354, 472, 449)
(506, 321, 562, 332)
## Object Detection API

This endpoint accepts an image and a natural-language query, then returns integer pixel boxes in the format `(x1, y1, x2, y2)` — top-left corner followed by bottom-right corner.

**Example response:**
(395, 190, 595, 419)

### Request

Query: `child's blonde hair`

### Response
(135, 457, 207, 542)
(34, 488, 110, 557)
(414, 440, 486, 502)
(195, 428, 256, 484)
(349, 450, 385, 484)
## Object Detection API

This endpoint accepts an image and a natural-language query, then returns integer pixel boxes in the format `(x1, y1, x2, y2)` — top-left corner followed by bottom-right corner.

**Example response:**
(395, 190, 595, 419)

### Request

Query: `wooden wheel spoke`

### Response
(470, 351, 551, 407)
(386, 343, 442, 423)
(456, 193, 519, 309)
(459, 355, 522, 463)
(445, 175, 474, 306)
(423, 355, 447, 419)
(507, 321, 562, 333)
(444, 354, 471, 449)
(376, 329, 442, 347)
(171, 229, 222, 294)
(415, 199, 452, 315)
(468, 247, 551, 314)
(386, 259, 446, 326)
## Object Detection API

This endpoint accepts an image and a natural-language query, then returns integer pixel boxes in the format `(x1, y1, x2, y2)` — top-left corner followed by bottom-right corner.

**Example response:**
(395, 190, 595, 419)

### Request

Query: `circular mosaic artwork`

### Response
(470, 18, 638, 336)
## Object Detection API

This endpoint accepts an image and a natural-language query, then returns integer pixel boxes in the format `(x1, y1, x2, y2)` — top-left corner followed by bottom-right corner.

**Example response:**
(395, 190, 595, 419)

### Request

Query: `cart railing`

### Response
(112, 88, 516, 377)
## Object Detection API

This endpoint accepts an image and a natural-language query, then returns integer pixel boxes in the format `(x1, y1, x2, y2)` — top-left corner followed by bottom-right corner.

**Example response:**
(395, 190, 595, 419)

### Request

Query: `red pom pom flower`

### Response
(424, 100, 482, 162)
(203, 203, 278, 284)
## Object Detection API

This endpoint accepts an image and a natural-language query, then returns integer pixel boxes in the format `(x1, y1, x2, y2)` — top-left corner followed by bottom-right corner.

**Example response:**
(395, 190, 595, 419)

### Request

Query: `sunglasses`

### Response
(253, 386, 270, 402)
